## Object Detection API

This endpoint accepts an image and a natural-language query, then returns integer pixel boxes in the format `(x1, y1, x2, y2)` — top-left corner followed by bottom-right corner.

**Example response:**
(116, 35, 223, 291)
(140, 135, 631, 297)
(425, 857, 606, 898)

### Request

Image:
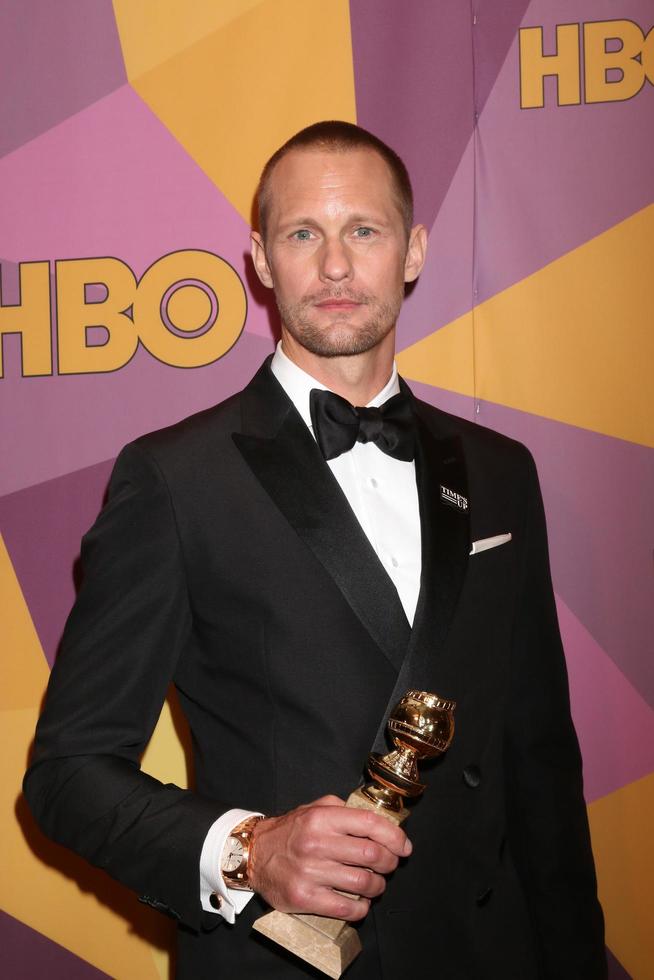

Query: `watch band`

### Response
(220, 814, 264, 891)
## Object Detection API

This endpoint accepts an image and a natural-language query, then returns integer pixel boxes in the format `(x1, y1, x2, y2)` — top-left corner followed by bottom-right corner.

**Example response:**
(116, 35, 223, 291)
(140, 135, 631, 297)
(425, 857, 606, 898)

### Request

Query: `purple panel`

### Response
(350, 0, 473, 232)
(406, 378, 476, 423)
(474, 0, 654, 304)
(606, 947, 632, 980)
(477, 399, 654, 710)
(408, 381, 654, 709)
(0, 1, 125, 158)
(397, 141, 474, 347)
(473, 0, 535, 111)
(0, 909, 110, 979)
(0, 257, 18, 297)
(0, 459, 113, 667)
(350, 0, 530, 231)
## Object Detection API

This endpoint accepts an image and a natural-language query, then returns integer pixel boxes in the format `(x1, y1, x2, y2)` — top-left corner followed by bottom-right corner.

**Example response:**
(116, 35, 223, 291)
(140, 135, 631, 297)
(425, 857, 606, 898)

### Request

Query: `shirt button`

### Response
(463, 765, 481, 788)
(209, 893, 222, 910)
(370, 477, 378, 489)
(391, 556, 399, 568)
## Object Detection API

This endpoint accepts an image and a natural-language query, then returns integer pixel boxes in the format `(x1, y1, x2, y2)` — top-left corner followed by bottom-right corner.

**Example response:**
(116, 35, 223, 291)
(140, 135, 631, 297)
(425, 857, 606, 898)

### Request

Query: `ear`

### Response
(251, 232, 274, 288)
(404, 224, 428, 284)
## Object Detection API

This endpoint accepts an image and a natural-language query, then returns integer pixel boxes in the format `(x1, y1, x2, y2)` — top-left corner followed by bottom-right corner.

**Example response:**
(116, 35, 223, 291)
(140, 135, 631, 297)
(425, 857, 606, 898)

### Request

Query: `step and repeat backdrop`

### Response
(1, 2, 652, 977)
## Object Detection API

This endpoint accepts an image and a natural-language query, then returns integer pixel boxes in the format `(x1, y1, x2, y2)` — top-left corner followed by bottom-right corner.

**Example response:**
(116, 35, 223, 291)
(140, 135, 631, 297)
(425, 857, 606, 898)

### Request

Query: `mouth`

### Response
(314, 298, 362, 311)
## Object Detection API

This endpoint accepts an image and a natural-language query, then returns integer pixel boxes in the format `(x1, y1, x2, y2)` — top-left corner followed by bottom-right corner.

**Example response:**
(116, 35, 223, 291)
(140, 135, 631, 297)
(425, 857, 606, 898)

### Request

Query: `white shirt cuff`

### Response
(199, 808, 263, 924)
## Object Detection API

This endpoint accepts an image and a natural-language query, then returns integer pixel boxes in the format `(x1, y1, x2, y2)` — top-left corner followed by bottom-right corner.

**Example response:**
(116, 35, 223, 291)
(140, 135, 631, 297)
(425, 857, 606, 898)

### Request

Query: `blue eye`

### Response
(354, 227, 374, 238)
(293, 229, 313, 241)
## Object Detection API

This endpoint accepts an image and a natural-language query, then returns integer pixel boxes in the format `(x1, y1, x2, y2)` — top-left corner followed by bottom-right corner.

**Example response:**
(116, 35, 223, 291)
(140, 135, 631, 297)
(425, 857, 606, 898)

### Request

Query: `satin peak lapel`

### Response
(232, 365, 410, 671)
(405, 410, 470, 686)
(370, 403, 470, 755)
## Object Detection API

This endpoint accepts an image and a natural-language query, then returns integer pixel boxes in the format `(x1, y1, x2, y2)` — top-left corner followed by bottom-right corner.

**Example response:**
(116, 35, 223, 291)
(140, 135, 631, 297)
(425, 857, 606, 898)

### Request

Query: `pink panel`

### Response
(0, 84, 271, 338)
(0, 85, 278, 495)
(558, 596, 654, 803)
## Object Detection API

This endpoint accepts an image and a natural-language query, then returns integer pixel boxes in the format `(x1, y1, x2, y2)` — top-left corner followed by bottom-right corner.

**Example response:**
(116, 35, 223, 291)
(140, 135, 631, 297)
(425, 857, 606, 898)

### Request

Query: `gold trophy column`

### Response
(252, 691, 456, 978)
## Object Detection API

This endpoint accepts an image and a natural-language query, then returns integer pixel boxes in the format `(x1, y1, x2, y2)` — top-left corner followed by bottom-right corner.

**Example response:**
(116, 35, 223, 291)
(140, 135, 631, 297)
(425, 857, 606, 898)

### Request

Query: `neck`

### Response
(280, 331, 396, 405)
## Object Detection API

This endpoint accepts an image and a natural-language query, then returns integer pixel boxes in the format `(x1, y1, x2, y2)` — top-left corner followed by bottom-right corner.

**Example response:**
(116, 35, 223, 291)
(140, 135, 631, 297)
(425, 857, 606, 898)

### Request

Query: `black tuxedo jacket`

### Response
(24, 359, 606, 979)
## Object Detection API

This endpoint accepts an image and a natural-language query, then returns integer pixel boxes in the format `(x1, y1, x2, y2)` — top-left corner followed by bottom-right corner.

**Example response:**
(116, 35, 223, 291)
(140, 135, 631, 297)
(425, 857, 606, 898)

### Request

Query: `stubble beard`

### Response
(276, 289, 403, 359)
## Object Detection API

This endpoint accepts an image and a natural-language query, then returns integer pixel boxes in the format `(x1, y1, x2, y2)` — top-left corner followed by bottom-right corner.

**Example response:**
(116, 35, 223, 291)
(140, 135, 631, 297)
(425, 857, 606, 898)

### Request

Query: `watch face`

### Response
(222, 836, 245, 873)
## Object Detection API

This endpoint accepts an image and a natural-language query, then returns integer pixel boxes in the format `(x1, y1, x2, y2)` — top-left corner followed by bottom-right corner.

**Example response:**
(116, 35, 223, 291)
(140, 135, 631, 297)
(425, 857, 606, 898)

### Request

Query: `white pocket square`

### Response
(469, 533, 512, 555)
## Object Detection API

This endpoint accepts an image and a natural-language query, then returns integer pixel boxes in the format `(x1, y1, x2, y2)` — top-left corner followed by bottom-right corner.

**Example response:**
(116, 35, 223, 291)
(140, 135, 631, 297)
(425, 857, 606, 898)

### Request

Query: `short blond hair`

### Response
(256, 120, 414, 241)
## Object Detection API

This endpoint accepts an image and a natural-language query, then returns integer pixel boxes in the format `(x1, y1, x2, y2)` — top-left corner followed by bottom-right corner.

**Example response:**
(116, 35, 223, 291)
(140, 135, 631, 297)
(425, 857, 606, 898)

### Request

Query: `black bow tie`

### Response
(309, 388, 415, 462)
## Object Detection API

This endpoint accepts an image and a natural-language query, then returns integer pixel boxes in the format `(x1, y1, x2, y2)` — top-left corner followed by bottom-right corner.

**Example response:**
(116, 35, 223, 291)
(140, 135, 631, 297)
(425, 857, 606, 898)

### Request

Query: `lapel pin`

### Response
(440, 484, 468, 512)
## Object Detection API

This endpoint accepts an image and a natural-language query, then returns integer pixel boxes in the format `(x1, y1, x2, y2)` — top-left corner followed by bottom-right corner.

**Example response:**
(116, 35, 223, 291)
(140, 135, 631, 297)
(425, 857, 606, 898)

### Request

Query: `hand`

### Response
(248, 794, 412, 920)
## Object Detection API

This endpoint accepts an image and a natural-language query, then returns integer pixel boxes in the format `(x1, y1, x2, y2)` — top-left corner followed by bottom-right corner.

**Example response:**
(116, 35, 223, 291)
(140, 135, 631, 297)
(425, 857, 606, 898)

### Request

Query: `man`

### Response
(24, 121, 606, 978)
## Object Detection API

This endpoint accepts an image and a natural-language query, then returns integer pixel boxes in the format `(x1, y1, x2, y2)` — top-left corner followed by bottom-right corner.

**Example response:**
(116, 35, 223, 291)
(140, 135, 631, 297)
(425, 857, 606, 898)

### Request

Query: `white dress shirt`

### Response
(200, 342, 422, 921)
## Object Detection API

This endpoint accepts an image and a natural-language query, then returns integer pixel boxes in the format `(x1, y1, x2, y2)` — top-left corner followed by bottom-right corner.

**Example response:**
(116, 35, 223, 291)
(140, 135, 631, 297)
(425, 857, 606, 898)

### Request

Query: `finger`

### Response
(322, 891, 371, 922)
(312, 890, 372, 922)
(317, 805, 412, 857)
(318, 834, 400, 875)
(319, 862, 387, 900)
(311, 794, 346, 807)
(277, 881, 371, 921)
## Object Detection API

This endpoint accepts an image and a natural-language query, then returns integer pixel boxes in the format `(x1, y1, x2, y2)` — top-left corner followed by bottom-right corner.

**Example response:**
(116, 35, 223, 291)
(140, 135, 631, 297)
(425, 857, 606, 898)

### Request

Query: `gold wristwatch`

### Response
(220, 815, 264, 890)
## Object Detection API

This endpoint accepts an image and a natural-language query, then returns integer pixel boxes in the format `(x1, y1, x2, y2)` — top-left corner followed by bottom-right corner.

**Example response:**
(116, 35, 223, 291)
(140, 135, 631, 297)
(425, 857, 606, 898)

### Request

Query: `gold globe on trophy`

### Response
(253, 690, 456, 978)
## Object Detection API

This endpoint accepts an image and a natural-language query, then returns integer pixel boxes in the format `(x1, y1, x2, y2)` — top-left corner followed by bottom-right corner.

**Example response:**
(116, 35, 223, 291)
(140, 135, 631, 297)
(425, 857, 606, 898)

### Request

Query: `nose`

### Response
(319, 236, 353, 283)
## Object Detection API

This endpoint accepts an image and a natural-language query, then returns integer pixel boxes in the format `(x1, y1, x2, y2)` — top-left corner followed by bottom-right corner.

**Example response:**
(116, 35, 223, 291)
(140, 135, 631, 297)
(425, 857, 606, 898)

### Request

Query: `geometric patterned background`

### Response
(1, 2, 652, 977)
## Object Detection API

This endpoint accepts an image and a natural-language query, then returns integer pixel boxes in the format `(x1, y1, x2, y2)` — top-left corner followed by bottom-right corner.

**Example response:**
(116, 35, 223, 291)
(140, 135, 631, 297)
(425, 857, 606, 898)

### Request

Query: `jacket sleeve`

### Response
(23, 442, 225, 932)
(504, 449, 607, 979)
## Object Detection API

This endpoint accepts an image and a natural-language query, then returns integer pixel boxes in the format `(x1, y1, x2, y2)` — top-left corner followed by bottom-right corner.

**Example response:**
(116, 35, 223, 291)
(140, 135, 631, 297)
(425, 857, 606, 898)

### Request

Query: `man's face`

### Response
(251, 147, 426, 360)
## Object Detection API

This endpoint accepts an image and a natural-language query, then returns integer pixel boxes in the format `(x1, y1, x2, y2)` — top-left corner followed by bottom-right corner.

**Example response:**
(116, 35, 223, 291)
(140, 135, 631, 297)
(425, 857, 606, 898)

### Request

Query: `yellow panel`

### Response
(1, 700, 189, 976)
(474, 205, 654, 447)
(130, 0, 356, 220)
(0, 534, 49, 710)
(400, 206, 654, 447)
(141, 689, 191, 790)
(1, 707, 167, 978)
(588, 774, 654, 979)
(151, 946, 170, 980)
(396, 311, 475, 396)
(1, 520, 188, 975)
(113, 0, 266, 80)
(1, 541, 188, 976)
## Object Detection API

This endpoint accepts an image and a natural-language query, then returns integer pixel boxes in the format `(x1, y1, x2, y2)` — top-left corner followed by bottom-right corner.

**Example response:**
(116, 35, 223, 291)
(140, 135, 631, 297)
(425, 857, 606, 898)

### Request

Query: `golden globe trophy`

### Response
(252, 690, 456, 978)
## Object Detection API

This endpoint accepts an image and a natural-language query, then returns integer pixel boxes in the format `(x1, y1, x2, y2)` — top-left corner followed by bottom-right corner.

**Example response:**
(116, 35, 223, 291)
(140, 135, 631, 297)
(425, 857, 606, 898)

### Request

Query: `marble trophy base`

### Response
(252, 788, 408, 978)
(253, 907, 361, 980)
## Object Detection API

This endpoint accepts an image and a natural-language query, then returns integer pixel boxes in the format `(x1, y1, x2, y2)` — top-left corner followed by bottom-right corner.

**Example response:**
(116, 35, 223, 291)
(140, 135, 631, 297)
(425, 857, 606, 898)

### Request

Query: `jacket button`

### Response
(462, 764, 481, 788)
(209, 893, 222, 910)
(476, 887, 493, 907)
